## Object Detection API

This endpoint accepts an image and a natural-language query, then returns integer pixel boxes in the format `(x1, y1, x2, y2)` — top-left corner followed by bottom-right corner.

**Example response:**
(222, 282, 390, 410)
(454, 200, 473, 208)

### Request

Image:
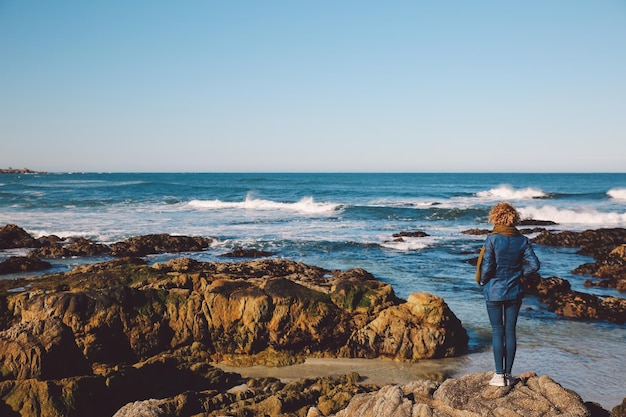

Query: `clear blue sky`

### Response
(1, 1, 625, 172)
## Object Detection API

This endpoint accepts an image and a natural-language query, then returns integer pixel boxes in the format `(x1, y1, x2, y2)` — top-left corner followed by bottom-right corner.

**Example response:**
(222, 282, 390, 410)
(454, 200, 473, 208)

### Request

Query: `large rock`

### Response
(111, 372, 373, 417)
(575, 244, 626, 291)
(0, 375, 107, 417)
(30, 237, 111, 258)
(220, 247, 276, 258)
(614, 397, 626, 417)
(340, 292, 468, 360)
(0, 318, 90, 380)
(521, 273, 626, 324)
(109, 234, 213, 257)
(0, 224, 38, 249)
(332, 372, 596, 417)
(533, 228, 626, 260)
(0, 256, 51, 275)
(0, 256, 468, 374)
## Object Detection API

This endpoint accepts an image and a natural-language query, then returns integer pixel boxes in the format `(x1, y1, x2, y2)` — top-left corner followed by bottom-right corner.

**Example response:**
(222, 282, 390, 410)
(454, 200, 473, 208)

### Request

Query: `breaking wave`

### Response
(519, 205, 626, 225)
(187, 195, 341, 215)
(476, 185, 547, 200)
(607, 188, 626, 201)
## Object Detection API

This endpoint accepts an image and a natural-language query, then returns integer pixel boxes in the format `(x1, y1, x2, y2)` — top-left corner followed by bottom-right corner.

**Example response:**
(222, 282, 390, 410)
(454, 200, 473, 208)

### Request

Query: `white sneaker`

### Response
(489, 373, 506, 387)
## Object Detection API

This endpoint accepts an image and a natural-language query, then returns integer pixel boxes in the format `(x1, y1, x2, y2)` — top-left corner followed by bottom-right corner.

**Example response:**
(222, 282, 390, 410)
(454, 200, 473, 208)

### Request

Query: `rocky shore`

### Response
(0, 224, 624, 416)
(0, 168, 46, 174)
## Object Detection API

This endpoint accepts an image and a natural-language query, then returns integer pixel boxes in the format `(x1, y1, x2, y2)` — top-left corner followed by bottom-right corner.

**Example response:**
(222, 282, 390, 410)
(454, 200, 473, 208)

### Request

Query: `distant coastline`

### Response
(0, 168, 47, 174)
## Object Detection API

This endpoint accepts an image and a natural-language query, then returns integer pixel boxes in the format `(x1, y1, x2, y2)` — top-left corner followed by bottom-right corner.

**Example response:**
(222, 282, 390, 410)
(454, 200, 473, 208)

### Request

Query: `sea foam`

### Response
(476, 185, 547, 200)
(519, 205, 626, 226)
(607, 188, 626, 201)
(187, 195, 341, 215)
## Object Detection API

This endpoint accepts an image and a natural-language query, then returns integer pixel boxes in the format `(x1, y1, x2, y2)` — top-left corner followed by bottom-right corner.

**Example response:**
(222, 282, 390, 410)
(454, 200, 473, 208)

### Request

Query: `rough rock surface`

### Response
(576, 243, 626, 291)
(613, 397, 626, 417)
(30, 237, 111, 258)
(220, 247, 276, 258)
(533, 228, 626, 260)
(109, 233, 214, 257)
(0, 224, 39, 249)
(0, 317, 90, 380)
(462, 227, 548, 236)
(520, 273, 626, 324)
(112, 371, 373, 417)
(0, 256, 51, 275)
(340, 292, 466, 360)
(330, 372, 598, 417)
(0, 257, 469, 416)
(392, 231, 431, 242)
(533, 228, 626, 291)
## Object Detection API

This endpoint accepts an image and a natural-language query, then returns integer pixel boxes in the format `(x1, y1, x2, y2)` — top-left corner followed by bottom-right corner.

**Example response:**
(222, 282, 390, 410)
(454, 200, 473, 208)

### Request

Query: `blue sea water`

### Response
(1, 172, 625, 408)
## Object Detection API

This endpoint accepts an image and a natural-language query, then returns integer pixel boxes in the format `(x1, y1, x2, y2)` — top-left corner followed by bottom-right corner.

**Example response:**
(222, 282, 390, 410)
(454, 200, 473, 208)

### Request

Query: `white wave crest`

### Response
(187, 195, 341, 215)
(380, 235, 434, 251)
(380, 239, 430, 251)
(519, 206, 626, 225)
(476, 185, 547, 200)
(607, 188, 626, 201)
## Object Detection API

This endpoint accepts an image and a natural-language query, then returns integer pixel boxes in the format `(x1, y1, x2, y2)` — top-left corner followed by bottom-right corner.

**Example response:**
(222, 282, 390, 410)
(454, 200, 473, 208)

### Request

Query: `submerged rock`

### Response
(220, 247, 276, 258)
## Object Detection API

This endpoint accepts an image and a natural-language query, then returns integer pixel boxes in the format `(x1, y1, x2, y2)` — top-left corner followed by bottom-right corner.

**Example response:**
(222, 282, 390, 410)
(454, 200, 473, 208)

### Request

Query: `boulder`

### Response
(220, 247, 276, 258)
(392, 231, 430, 238)
(2, 258, 468, 368)
(0, 224, 38, 249)
(0, 318, 90, 380)
(332, 372, 597, 417)
(613, 397, 626, 417)
(575, 244, 626, 290)
(340, 292, 468, 360)
(109, 234, 213, 257)
(0, 256, 51, 275)
(0, 257, 471, 417)
(463, 227, 547, 236)
(532, 228, 626, 259)
(30, 237, 111, 258)
(521, 273, 626, 324)
(519, 219, 557, 226)
(0, 375, 107, 417)
(111, 372, 372, 417)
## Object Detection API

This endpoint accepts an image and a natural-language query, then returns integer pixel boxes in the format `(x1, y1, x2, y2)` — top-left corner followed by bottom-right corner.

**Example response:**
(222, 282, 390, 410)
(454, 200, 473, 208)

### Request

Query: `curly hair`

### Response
(488, 202, 520, 226)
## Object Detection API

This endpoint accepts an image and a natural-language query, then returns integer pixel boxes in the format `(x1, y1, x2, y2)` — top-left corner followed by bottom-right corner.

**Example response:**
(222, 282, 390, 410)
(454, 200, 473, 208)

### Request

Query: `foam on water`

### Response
(187, 194, 341, 215)
(519, 205, 626, 226)
(476, 184, 547, 200)
(380, 239, 431, 251)
(608, 188, 626, 201)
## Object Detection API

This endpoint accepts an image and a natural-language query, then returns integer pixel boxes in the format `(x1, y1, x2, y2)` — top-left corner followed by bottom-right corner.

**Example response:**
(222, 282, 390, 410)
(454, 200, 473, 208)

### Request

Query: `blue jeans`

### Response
(486, 299, 522, 374)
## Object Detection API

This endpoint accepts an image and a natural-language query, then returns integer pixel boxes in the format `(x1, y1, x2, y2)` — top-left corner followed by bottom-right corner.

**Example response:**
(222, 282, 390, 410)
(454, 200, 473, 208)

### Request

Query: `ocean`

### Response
(1, 172, 625, 408)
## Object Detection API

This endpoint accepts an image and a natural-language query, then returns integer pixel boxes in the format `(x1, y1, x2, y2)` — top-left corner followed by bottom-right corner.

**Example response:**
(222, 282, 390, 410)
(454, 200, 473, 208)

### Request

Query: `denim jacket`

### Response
(480, 232, 540, 301)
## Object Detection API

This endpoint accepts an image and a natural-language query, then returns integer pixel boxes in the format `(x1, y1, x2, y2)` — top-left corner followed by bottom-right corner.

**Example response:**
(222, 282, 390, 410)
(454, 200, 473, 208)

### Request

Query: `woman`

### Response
(476, 202, 540, 387)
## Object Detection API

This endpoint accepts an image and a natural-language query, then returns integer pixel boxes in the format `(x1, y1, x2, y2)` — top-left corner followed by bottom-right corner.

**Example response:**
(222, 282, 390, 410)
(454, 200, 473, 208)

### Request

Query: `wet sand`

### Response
(215, 356, 469, 386)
